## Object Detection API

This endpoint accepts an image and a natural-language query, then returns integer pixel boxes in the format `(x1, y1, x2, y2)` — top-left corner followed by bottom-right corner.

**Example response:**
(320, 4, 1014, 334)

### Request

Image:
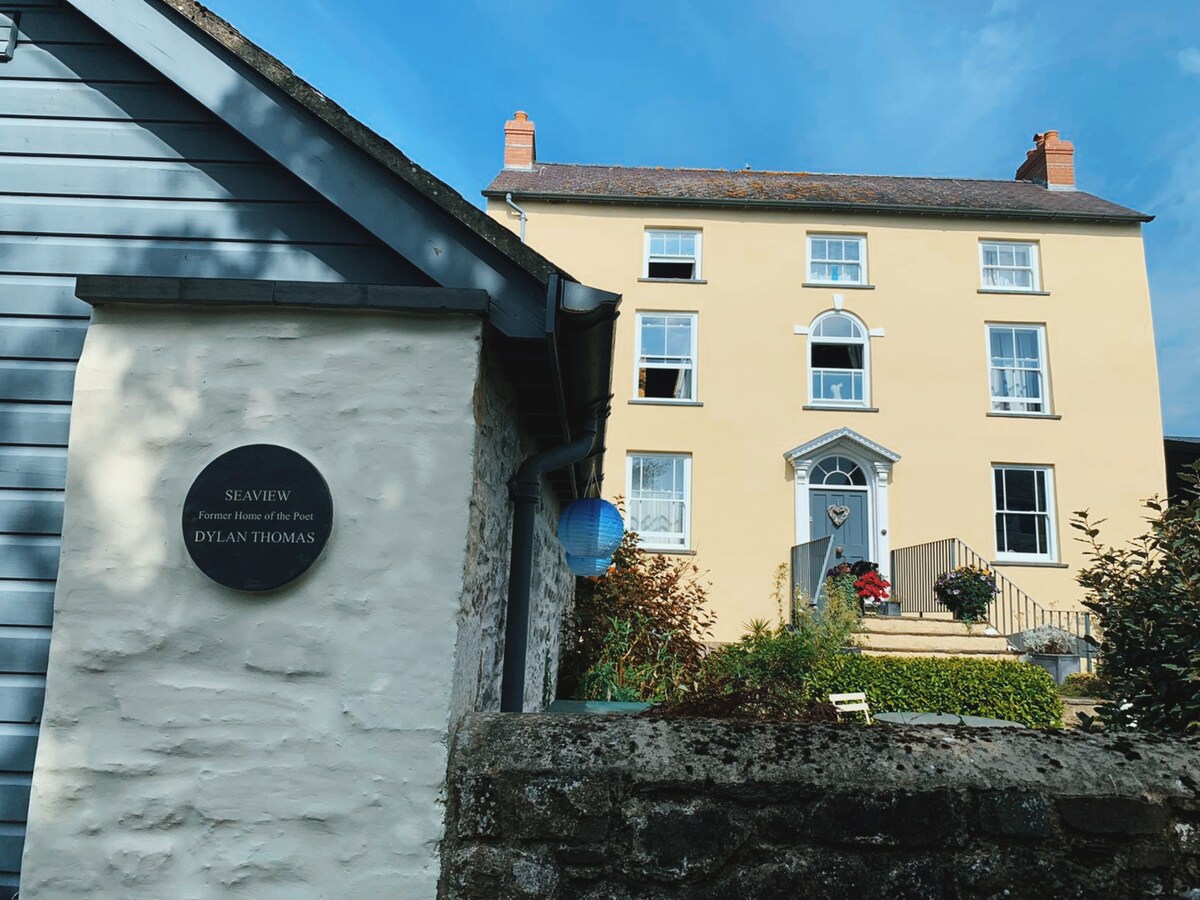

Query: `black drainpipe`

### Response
(500, 414, 598, 713)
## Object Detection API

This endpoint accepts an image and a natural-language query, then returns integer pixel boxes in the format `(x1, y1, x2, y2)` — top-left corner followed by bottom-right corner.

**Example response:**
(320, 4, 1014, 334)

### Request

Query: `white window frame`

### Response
(807, 310, 871, 409)
(979, 240, 1041, 292)
(633, 311, 699, 403)
(643, 229, 702, 281)
(626, 452, 692, 551)
(992, 464, 1058, 562)
(807, 234, 867, 286)
(986, 323, 1051, 415)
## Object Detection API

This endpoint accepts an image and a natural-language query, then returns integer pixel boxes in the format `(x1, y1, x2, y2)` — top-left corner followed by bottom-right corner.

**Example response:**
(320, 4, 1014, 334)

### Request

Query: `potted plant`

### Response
(1020, 624, 1080, 685)
(933, 565, 997, 624)
(853, 563, 897, 616)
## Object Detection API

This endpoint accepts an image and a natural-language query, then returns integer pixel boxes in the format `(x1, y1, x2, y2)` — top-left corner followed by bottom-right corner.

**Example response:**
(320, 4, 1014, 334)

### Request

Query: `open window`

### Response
(808, 311, 870, 407)
(635, 312, 697, 401)
(644, 230, 701, 280)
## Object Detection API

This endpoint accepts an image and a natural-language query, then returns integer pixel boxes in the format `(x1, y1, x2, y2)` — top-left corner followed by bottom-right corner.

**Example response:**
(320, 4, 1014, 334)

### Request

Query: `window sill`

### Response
(987, 412, 1062, 420)
(803, 405, 879, 413)
(629, 399, 704, 407)
(640, 546, 696, 556)
(977, 289, 1050, 296)
(990, 560, 1069, 569)
(638, 277, 708, 284)
(802, 282, 875, 290)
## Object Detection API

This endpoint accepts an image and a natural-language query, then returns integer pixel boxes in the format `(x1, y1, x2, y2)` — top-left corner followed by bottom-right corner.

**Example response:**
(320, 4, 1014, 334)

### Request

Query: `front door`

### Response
(811, 489, 870, 566)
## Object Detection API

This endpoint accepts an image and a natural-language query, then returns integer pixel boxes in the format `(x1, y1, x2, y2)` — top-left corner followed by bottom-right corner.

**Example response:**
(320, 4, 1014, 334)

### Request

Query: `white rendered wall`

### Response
(22, 305, 485, 899)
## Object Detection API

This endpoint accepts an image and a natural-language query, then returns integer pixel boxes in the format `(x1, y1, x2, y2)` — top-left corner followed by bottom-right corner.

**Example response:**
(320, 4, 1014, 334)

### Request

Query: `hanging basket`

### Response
(557, 498, 624, 557)
(566, 553, 613, 577)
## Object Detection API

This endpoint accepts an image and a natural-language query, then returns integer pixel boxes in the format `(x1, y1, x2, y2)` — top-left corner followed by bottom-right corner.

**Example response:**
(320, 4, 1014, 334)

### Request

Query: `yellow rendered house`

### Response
(486, 115, 1164, 642)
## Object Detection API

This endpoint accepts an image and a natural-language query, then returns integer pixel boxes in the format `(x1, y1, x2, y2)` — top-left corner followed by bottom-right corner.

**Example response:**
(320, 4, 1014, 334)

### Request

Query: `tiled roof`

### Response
(485, 163, 1151, 223)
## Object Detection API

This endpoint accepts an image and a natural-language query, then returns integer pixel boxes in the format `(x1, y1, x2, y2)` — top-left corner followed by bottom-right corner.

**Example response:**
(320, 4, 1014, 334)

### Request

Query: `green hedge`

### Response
(803, 655, 1063, 728)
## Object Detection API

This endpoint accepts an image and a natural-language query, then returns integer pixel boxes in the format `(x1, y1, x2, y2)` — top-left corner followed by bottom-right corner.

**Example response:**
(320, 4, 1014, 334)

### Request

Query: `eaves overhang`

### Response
(483, 190, 1155, 225)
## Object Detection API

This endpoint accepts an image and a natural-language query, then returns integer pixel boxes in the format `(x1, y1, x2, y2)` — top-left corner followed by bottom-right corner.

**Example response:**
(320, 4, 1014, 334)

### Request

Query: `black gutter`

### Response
(501, 415, 598, 713)
(483, 191, 1153, 224)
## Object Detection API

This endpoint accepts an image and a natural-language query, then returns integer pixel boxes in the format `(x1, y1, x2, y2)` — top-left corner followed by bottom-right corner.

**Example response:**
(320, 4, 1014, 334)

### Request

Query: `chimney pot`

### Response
(1016, 129, 1075, 190)
(504, 110, 536, 171)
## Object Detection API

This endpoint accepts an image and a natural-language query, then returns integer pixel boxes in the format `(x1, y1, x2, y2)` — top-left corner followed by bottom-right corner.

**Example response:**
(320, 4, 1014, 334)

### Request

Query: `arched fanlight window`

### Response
(809, 311, 869, 407)
(811, 455, 867, 486)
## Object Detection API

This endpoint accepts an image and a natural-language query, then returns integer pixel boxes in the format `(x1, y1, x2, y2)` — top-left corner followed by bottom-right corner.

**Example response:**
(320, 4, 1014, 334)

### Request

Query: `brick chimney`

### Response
(1015, 130, 1075, 190)
(504, 110, 536, 171)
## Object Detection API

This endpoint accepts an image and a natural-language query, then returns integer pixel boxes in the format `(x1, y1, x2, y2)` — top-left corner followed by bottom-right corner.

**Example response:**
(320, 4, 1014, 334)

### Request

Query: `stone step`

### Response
(861, 616, 998, 637)
(857, 632, 1011, 654)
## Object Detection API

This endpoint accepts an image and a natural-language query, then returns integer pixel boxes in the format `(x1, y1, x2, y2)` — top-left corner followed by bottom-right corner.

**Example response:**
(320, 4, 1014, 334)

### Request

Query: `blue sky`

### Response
(206, 0, 1200, 434)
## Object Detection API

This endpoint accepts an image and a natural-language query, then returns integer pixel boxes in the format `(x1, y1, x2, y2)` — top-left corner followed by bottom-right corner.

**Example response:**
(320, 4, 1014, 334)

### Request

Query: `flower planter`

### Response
(1028, 653, 1080, 686)
(879, 600, 902, 617)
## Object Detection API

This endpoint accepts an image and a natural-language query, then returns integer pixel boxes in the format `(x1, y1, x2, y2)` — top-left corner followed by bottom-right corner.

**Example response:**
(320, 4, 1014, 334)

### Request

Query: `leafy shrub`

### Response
(805, 578, 863, 654)
(1060, 672, 1106, 698)
(651, 588, 864, 719)
(1073, 464, 1200, 734)
(574, 613, 687, 702)
(560, 529, 713, 702)
(934, 565, 997, 623)
(802, 655, 1063, 728)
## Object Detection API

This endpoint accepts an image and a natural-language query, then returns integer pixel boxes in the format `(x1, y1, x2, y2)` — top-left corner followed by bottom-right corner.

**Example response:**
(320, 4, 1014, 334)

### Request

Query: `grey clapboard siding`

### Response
(0, 676, 43, 722)
(0, 5, 427, 881)
(0, 537, 58, 580)
(0, 235, 420, 283)
(13, 8, 110, 44)
(0, 447, 67, 489)
(0, 631, 49, 676)
(0, 80, 213, 120)
(0, 360, 75, 402)
(0, 404, 71, 446)
(0, 319, 88, 360)
(2, 43, 162, 83)
(0, 824, 22, 880)
(0, 490, 64, 535)
(0, 724, 37, 771)
(0, 158, 311, 202)
(0, 583, 53, 628)
(0, 774, 32, 822)
(0, 196, 382, 246)
(0, 118, 266, 161)
(0, 277, 92, 317)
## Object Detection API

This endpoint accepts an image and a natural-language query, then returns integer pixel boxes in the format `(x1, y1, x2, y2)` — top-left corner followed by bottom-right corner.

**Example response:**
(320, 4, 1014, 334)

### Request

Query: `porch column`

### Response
(791, 458, 815, 546)
(873, 461, 893, 581)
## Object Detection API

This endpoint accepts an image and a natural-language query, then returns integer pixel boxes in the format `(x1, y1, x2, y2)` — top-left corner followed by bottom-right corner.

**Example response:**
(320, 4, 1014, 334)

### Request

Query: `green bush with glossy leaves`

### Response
(1073, 462, 1200, 734)
(802, 654, 1063, 728)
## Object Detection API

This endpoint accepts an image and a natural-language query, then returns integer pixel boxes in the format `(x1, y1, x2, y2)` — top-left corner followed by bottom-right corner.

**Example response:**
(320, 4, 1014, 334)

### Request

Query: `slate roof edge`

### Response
(154, 0, 570, 285)
(481, 188, 1154, 224)
(75, 276, 492, 315)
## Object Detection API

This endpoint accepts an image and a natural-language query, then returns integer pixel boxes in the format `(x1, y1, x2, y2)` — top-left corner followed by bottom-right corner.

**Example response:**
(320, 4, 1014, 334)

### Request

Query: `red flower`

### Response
(854, 570, 890, 601)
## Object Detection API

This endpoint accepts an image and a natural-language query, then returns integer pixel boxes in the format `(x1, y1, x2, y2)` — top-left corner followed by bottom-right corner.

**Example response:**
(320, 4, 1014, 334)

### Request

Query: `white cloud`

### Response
(1181, 47, 1200, 76)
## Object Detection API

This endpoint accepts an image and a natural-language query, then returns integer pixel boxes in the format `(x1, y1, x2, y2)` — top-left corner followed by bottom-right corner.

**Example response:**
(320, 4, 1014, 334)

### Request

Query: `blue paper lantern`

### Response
(557, 498, 624, 557)
(567, 553, 613, 577)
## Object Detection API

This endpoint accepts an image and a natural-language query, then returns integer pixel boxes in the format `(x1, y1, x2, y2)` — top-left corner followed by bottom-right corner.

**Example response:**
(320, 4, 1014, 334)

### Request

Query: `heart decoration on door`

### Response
(827, 505, 851, 527)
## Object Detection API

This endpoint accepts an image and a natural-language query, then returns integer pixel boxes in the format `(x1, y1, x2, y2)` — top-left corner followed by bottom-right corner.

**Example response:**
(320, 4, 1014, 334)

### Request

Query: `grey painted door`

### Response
(811, 489, 870, 566)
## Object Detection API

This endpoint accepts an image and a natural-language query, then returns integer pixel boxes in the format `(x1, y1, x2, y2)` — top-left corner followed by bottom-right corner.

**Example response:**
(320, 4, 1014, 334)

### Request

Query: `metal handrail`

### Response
(890, 537, 1096, 672)
(791, 535, 835, 623)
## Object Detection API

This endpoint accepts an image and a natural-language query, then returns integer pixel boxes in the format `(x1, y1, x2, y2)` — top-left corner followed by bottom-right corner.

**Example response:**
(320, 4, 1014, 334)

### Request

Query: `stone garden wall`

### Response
(440, 714, 1200, 899)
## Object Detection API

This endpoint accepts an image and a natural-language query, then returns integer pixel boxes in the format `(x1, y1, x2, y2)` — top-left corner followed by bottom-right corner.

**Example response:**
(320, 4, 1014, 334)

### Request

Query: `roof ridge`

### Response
(531, 161, 1029, 186)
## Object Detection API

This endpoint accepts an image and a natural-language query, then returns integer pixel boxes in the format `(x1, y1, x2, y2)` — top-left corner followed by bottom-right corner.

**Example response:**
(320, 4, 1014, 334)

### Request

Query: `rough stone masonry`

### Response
(440, 715, 1200, 899)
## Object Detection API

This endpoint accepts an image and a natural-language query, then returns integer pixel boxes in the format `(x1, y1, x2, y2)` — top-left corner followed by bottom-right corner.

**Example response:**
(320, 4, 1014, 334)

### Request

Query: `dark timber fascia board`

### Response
(482, 190, 1155, 224)
(66, 0, 556, 339)
(76, 275, 489, 315)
